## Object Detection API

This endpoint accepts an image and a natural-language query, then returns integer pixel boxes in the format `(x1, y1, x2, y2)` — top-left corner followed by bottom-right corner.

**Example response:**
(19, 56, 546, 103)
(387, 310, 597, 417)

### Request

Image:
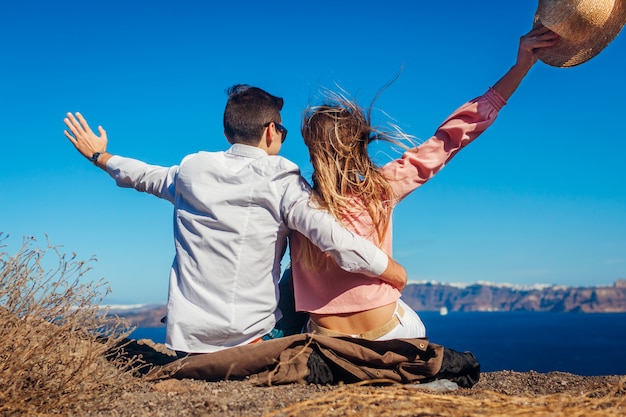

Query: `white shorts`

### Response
(376, 298, 426, 340)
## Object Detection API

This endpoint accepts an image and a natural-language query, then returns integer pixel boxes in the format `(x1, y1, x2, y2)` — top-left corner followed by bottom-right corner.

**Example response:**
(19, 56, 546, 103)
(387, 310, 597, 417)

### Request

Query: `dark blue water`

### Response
(131, 327, 167, 343)
(130, 311, 626, 376)
(420, 311, 626, 376)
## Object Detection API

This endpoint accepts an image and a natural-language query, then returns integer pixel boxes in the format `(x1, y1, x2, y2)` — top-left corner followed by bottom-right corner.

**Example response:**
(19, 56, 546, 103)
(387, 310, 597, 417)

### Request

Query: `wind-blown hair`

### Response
(296, 87, 413, 271)
(223, 84, 284, 145)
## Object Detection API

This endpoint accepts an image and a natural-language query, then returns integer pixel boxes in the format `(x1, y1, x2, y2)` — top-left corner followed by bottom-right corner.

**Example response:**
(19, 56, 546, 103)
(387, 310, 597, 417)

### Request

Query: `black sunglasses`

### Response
(264, 121, 288, 143)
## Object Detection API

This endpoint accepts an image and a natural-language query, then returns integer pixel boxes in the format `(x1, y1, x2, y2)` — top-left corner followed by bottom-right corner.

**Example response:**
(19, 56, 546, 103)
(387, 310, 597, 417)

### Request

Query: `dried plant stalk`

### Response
(0, 234, 141, 415)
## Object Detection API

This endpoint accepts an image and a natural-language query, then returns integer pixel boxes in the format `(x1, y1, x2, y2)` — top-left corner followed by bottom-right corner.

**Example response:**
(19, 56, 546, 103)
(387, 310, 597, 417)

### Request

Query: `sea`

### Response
(130, 311, 626, 376)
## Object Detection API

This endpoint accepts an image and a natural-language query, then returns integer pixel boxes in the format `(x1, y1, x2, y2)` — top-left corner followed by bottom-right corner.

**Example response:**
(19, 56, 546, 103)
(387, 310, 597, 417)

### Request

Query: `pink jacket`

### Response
(291, 88, 507, 314)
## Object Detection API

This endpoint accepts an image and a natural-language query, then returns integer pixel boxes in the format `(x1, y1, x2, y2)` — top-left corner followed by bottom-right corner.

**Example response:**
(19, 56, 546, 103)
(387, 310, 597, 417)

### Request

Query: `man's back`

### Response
(109, 144, 306, 352)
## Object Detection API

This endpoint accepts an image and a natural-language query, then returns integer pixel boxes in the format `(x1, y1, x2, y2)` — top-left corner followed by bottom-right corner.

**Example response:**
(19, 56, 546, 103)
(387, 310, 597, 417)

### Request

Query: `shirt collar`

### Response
(226, 143, 269, 159)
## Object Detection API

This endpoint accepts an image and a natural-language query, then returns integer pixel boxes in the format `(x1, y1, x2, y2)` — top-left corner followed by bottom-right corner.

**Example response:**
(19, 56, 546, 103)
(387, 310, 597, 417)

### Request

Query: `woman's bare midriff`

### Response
(310, 301, 397, 335)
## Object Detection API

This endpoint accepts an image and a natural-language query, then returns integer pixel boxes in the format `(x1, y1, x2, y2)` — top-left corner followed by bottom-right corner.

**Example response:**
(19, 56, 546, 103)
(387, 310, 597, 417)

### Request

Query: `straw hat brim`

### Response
(533, 0, 626, 67)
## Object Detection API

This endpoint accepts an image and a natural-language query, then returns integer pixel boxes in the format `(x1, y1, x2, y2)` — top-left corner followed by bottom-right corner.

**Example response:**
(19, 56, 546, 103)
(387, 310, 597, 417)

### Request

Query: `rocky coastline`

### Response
(112, 280, 626, 328)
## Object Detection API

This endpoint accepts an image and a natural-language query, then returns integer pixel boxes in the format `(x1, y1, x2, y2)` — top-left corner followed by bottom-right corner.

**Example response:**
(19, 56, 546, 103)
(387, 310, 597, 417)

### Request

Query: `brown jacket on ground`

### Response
(147, 333, 479, 387)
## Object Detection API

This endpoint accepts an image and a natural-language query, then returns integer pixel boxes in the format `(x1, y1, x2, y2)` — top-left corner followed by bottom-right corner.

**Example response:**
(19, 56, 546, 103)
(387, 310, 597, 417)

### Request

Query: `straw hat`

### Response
(533, 0, 626, 67)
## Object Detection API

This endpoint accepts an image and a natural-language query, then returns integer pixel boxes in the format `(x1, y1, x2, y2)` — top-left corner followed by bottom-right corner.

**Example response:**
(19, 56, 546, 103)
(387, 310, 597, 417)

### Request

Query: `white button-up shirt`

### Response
(106, 144, 388, 353)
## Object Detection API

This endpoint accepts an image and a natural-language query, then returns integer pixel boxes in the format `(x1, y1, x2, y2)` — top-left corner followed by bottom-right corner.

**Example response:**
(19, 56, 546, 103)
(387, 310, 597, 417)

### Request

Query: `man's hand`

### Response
(64, 112, 108, 162)
(380, 256, 407, 291)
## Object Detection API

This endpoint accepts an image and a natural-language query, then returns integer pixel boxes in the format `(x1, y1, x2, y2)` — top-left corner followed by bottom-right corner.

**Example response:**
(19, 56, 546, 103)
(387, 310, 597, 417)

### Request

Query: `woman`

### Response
(288, 26, 559, 340)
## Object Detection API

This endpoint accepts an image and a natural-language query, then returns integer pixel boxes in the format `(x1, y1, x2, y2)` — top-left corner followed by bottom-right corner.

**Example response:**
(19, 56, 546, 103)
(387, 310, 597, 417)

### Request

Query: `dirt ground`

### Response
(82, 339, 625, 417)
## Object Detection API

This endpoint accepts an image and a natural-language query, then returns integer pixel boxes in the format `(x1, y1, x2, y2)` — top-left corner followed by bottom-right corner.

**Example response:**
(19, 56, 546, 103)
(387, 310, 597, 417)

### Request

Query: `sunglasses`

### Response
(265, 121, 288, 143)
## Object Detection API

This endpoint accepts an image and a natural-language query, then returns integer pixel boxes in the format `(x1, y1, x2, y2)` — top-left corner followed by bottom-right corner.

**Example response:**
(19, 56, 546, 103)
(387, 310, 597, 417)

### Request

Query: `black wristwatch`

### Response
(89, 152, 102, 163)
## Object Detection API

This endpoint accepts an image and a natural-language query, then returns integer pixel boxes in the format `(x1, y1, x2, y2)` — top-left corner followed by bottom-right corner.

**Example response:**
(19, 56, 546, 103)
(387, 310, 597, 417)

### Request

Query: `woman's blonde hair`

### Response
(296, 87, 412, 271)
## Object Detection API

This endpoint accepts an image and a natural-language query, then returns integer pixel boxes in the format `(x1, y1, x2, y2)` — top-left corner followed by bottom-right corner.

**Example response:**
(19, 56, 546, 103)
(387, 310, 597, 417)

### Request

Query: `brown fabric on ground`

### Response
(146, 333, 444, 386)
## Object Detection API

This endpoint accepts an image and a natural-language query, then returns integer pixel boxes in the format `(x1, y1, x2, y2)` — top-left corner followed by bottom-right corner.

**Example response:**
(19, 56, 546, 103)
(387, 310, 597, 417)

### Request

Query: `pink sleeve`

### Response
(382, 88, 507, 201)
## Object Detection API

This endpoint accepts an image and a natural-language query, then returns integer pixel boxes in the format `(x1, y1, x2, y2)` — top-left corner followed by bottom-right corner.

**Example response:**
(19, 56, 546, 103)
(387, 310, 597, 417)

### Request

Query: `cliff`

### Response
(403, 279, 626, 313)
(108, 304, 167, 328)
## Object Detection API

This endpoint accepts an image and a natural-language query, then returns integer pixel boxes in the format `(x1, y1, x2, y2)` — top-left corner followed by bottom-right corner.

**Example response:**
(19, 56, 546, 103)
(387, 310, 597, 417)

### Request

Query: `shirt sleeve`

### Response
(105, 155, 178, 203)
(282, 177, 389, 277)
(383, 88, 507, 201)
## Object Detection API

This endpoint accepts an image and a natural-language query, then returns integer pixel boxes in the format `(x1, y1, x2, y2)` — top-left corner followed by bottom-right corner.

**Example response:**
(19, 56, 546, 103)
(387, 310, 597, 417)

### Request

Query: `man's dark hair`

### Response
(223, 84, 284, 145)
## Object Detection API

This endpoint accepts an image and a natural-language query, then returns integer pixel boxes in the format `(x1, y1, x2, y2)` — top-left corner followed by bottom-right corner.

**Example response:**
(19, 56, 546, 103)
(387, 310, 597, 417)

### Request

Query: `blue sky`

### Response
(1, 0, 625, 304)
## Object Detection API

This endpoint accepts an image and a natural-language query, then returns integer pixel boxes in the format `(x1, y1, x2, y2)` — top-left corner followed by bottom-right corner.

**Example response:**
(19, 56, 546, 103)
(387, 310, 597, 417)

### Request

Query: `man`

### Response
(63, 84, 406, 354)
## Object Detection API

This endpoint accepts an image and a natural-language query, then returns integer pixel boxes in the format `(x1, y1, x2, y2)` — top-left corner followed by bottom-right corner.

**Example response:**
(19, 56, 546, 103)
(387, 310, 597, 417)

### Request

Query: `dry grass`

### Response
(263, 378, 626, 417)
(0, 234, 141, 416)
